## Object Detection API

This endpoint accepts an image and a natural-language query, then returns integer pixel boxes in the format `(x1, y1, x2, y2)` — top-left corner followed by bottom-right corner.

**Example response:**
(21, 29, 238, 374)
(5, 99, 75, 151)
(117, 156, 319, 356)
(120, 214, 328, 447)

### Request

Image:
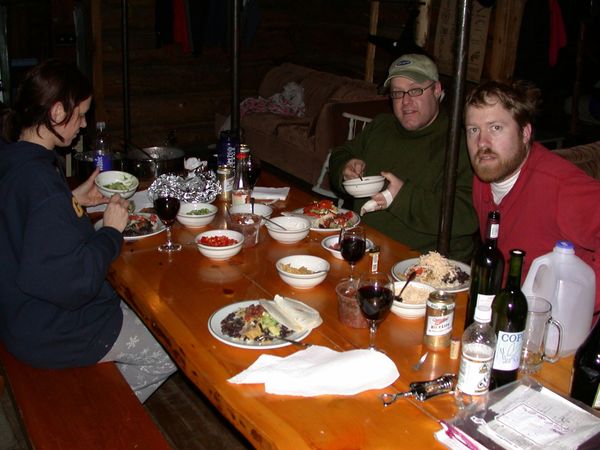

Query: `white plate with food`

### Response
(391, 251, 471, 293)
(95, 212, 166, 241)
(291, 200, 360, 233)
(208, 300, 312, 349)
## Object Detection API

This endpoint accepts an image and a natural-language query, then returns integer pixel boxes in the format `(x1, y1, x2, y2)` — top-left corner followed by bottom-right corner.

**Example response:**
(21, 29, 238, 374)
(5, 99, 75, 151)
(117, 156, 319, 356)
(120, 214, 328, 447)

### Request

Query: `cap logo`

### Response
(395, 60, 412, 67)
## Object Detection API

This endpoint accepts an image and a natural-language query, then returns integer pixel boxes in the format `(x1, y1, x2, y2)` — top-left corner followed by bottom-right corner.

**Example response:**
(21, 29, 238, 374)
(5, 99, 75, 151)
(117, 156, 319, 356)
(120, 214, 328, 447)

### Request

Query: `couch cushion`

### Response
(554, 140, 600, 180)
(259, 63, 316, 98)
(242, 112, 310, 138)
(300, 75, 340, 119)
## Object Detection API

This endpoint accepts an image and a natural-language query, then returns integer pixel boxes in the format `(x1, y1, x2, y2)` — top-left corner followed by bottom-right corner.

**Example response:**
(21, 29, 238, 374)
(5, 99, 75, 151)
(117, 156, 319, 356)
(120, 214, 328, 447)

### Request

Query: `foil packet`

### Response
(148, 170, 221, 203)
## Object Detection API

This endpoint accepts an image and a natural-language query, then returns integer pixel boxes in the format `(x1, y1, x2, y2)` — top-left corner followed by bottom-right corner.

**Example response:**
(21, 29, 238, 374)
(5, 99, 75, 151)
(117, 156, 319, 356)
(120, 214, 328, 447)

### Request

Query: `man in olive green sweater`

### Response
(328, 54, 477, 262)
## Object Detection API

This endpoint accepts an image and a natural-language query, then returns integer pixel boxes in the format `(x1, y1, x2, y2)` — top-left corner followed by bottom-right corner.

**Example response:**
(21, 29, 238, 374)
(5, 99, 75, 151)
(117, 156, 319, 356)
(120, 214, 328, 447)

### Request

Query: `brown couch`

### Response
(217, 63, 389, 186)
(554, 140, 600, 180)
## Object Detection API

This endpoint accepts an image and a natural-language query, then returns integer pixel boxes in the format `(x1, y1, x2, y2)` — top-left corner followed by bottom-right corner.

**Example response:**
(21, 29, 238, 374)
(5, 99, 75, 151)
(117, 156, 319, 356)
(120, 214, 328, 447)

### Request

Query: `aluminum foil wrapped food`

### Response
(148, 171, 221, 203)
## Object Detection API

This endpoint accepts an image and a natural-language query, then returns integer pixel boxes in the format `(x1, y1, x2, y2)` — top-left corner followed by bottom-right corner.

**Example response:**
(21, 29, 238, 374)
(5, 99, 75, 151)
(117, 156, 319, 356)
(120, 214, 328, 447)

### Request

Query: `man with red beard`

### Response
(465, 80, 600, 311)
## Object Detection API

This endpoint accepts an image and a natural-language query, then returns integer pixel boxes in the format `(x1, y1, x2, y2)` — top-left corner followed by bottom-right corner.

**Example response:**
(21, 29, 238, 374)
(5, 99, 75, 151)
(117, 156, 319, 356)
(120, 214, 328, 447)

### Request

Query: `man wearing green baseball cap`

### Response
(329, 53, 477, 262)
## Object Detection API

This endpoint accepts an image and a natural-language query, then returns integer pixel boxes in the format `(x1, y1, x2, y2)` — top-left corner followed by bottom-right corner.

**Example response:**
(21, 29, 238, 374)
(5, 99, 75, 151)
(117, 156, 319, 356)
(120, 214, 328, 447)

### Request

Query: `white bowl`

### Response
(195, 229, 244, 260)
(229, 203, 273, 225)
(94, 170, 139, 199)
(177, 202, 218, 228)
(276, 255, 330, 289)
(265, 216, 311, 244)
(390, 281, 436, 319)
(342, 175, 385, 198)
(321, 235, 375, 260)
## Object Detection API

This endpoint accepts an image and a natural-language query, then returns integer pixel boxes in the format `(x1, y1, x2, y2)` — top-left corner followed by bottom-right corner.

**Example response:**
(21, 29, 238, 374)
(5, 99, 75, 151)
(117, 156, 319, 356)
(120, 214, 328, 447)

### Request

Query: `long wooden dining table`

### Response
(107, 170, 575, 449)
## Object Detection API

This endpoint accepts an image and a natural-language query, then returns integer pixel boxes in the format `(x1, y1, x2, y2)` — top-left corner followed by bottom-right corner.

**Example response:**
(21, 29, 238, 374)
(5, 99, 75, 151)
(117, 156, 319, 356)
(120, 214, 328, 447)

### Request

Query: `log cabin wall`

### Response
(93, 0, 416, 151)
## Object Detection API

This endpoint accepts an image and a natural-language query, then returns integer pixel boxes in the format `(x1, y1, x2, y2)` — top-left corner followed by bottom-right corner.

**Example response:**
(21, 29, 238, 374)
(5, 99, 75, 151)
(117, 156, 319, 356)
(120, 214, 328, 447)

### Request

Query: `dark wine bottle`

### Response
(570, 318, 600, 409)
(490, 249, 528, 388)
(464, 211, 505, 329)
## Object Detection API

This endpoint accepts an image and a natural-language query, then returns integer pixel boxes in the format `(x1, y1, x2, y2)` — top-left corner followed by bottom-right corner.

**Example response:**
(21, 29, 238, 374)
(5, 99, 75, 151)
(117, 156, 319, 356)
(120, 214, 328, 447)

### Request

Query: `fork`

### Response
(276, 336, 312, 348)
(412, 351, 429, 371)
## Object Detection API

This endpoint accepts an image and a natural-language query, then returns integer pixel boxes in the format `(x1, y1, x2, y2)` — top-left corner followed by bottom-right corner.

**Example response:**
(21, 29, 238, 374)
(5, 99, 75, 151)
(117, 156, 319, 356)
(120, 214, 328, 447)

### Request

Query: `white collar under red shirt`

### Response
(491, 169, 521, 204)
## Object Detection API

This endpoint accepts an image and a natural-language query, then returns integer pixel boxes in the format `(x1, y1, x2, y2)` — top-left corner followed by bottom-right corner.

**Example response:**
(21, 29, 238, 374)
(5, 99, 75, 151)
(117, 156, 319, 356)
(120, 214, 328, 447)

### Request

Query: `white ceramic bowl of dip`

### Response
(195, 229, 244, 260)
(177, 202, 218, 228)
(229, 203, 273, 226)
(342, 175, 385, 198)
(265, 216, 311, 244)
(321, 235, 375, 260)
(276, 255, 330, 289)
(94, 170, 139, 199)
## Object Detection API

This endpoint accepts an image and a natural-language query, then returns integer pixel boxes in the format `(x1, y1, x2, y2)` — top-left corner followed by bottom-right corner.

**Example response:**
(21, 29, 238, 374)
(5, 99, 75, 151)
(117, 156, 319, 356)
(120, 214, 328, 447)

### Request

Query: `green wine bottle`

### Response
(464, 211, 505, 330)
(490, 249, 528, 388)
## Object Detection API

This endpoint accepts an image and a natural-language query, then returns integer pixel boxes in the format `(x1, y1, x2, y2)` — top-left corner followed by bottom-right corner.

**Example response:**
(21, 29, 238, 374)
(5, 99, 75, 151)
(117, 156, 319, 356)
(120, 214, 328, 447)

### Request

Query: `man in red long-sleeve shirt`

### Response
(464, 80, 600, 312)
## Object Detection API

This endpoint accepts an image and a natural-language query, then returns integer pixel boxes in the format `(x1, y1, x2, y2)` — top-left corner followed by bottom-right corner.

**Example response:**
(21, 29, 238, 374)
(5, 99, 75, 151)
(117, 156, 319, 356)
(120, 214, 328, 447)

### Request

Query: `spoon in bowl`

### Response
(395, 270, 417, 302)
(262, 216, 288, 230)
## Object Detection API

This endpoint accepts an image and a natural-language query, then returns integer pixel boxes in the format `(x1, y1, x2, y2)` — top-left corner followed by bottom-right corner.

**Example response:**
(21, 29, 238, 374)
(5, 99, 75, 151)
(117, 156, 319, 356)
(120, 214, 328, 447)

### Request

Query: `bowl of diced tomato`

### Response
(195, 229, 244, 260)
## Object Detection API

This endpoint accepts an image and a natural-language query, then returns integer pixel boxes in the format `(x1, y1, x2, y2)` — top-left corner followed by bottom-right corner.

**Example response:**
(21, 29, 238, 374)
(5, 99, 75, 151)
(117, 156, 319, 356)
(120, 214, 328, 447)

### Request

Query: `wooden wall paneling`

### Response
(365, 0, 380, 83)
(433, 0, 491, 83)
(487, 0, 526, 82)
(91, 0, 106, 122)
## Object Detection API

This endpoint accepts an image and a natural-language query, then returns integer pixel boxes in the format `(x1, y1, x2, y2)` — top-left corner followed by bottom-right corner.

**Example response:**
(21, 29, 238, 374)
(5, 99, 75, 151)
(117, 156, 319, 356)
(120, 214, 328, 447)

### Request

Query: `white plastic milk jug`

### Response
(521, 240, 596, 356)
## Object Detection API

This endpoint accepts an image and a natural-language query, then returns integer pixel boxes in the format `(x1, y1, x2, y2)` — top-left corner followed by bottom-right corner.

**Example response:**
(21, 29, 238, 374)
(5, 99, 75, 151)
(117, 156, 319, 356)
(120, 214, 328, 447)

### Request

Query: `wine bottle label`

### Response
(476, 294, 495, 310)
(457, 343, 494, 395)
(489, 223, 499, 239)
(425, 311, 454, 336)
(492, 331, 524, 370)
(594, 384, 600, 409)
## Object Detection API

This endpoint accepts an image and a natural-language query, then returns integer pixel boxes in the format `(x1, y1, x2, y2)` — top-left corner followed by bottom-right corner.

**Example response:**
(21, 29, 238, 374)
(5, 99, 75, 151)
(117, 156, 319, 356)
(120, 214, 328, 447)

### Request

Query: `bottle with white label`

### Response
(464, 211, 504, 330)
(456, 305, 496, 404)
(491, 249, 528, 388)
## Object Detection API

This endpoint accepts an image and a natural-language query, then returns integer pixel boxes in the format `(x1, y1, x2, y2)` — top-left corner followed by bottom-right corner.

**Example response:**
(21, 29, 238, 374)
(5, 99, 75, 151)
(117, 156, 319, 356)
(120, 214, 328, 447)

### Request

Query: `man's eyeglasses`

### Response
(389, 82, 435, 100)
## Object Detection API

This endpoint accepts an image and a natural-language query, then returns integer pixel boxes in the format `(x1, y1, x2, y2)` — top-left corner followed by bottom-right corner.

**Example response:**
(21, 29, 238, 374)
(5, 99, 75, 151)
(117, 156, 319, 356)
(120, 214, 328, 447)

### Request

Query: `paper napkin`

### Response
(229, 345, 399, 396)
(252, 186, 290, 201)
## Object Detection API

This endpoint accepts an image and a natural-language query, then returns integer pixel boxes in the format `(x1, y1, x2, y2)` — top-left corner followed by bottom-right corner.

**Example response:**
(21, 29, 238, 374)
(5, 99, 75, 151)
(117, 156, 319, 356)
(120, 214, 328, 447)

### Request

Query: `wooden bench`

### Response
(0, 344, 172, 450)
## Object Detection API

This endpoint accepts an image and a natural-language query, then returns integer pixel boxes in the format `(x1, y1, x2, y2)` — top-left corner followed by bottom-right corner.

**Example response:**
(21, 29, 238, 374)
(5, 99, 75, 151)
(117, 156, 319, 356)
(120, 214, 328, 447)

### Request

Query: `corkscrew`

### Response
(379, 373, 457, 407)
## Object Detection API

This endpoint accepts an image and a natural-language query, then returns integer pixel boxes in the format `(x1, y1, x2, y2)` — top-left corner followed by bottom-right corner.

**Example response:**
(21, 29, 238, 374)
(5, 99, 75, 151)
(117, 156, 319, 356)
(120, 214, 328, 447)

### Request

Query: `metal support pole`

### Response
(436, 0, 471, 256)
(230, 0, 241, 141)
(121, 0, 131, 148)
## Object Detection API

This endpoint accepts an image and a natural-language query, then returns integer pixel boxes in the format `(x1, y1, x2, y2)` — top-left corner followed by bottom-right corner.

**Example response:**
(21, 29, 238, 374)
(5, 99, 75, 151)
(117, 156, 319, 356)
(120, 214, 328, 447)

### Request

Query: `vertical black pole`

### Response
(437, 0, 471, 256)
(230, 0, 241, 141)
(122, 0, 131, 148)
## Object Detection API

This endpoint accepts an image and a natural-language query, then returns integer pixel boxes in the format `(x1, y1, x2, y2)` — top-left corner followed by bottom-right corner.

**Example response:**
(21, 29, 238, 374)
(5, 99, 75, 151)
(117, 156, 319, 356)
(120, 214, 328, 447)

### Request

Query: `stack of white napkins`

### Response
(229, 345, 399, 396)
(252, 186, 290, 201)
(259, 295, 322, 332)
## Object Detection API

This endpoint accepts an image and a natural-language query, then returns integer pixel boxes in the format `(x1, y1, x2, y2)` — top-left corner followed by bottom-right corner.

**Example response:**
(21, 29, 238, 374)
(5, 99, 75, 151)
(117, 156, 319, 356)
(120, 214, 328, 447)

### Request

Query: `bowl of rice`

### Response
(275, 255, 330, 289)
(390, 281, 436, 319)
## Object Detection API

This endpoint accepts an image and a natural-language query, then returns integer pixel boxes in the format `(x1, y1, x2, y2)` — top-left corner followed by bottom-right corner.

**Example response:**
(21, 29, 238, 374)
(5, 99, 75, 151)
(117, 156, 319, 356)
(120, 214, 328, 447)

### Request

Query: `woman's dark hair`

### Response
(465, 80, 541, 131)
(0, 59, 92, 143)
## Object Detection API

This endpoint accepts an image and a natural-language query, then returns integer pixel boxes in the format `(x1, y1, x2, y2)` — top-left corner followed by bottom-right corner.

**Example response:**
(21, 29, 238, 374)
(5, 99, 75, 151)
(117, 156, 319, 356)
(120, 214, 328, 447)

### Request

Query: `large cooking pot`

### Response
(125, 146, 185, 181)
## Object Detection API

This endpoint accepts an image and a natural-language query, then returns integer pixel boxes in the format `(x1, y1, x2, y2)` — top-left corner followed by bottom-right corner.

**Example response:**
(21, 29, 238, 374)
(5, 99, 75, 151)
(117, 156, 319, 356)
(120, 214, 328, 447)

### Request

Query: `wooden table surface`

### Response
(107, 171, 574, 449)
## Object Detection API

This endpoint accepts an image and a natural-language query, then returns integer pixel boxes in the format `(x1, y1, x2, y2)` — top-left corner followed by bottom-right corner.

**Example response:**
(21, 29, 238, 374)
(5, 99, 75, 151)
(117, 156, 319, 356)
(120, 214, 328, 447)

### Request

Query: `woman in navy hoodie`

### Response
(0, 59, 175, 402)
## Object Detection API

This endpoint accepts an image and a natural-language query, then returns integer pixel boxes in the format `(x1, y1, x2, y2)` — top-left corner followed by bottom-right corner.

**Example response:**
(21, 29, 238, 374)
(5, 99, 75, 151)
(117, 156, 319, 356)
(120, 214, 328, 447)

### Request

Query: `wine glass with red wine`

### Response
(153, 194, 182, 252)
(357, 271, 393, 351)
(340, 226, 366, 279)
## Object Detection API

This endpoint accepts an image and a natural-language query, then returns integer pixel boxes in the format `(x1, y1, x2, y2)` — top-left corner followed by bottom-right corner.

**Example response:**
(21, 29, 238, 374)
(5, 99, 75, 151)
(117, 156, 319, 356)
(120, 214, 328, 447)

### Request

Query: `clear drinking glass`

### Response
(357, 271, 394, 351)
(153, 195, 182, 252)
(339, 226, 366, 279)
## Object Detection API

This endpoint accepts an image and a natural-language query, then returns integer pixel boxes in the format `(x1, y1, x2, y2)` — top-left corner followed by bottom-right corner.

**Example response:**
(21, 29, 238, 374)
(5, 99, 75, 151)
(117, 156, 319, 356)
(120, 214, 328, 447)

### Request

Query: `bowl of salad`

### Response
(94, 170, 139, 199)
(177, 202, 218, 228)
